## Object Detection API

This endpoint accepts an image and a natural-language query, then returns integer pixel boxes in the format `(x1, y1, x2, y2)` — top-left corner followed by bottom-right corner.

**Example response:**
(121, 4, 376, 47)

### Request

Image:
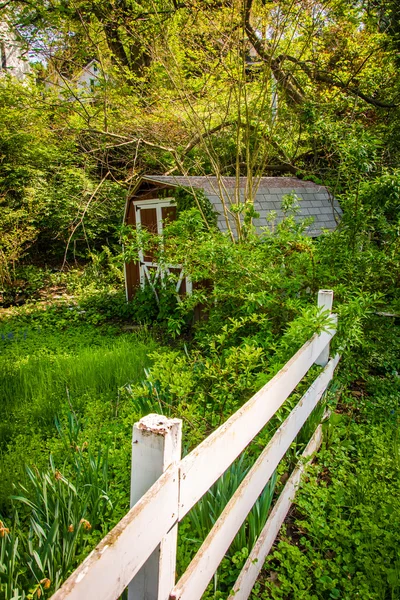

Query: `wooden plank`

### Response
(170, 355, 339, 600)
(129, 415, 182, 600)
(124, 200, 140, 300)
(228, 425, 324, 600)
(139, 207, 158, 262)
(50, 466, 178, 600)
(178, 321, 337, 518)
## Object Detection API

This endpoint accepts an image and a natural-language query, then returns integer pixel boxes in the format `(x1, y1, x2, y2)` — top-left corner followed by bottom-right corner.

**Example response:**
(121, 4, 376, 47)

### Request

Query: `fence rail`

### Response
(227, 424, 324, 600)
(51, 290, 339, 600)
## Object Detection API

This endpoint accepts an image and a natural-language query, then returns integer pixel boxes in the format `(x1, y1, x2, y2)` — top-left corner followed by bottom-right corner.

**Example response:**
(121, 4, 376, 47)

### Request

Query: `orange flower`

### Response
(80, 518, 92, 531)
(0, 521, 10, 537)
(68, 524, 74, 532)
(40, 578, 51, 590)
(54, 470, 62, 481)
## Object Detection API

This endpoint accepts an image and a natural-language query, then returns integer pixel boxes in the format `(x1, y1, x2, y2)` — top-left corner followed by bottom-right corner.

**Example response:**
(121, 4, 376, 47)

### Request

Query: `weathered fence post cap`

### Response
(136, 413, 182, 436)
(317, 290, 334, 311)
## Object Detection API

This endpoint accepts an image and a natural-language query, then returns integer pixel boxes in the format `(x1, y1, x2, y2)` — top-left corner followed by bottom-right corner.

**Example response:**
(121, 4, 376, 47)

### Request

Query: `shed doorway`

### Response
(133, 199, 192, 300)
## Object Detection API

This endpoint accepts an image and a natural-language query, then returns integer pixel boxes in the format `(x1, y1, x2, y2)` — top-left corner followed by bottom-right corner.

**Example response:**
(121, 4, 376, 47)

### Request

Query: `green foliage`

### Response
(3, 169, 400, 597)
(175, 460, 277, 597)
(0, 313, 156, 511)
(123, 335, 268, 445)
(122, 201, 322, 337)
(0, 415, 113, 599)
(1, 237, 399, 599)
(261, 415, 400, 599)
(257, 316, 400, 600)
(173, 187, 218, 228)
(0, 80, 126, 290)
(359, 170, 400, 229)
(185, 457, 277, 558)
(119, 187, 400, 597)
(0, 0, 399, 595)
(128, 277, 184, 329)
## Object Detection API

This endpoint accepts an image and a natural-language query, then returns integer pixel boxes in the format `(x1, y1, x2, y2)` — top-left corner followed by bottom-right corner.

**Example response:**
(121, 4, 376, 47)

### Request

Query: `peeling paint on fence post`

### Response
(128, 414, 182, 600)
(315, 289, 334, 367)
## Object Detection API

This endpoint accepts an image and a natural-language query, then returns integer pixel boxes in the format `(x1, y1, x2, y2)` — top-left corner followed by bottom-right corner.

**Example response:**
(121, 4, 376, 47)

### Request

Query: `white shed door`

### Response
(134, 199, 192, 298)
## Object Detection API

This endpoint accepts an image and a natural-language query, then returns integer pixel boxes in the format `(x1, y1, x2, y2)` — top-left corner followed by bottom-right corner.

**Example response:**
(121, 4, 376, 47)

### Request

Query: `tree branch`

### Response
(61, 172, 110, 271)
(280, 55, 397, 109)
(243, 0, 305, 106)
(243, 0, 396, 109)
(83, 129, 178, 154)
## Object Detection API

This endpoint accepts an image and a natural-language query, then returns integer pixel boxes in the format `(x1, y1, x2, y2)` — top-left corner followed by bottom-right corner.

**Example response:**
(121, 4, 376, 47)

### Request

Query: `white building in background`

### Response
(73, 59, 101, 92)
(46, 59, 102, 98)
(0, 22, 30, 80)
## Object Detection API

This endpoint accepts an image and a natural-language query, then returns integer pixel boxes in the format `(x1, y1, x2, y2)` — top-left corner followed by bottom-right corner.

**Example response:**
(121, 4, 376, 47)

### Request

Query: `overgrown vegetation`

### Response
(259, 318, 400, 600)
(1, 182, 399, 597)
(1, 0, 400, 598)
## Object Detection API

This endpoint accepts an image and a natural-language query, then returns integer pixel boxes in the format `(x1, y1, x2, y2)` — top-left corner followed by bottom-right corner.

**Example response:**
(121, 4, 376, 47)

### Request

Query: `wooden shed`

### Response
(123, 175, 341, 301)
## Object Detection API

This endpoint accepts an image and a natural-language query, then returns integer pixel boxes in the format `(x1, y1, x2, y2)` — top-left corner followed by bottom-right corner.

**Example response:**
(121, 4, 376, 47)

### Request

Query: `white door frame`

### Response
(133, 199, 192, 299)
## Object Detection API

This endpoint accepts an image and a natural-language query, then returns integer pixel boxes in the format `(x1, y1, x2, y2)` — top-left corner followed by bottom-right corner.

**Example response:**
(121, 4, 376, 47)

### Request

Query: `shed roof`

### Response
(140, 175, 342, 236)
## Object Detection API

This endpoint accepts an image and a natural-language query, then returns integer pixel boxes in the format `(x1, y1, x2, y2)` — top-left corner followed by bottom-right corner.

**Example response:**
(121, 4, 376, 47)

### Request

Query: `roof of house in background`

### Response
(72, 59, 100, 81)
(139, 175, 342, 237)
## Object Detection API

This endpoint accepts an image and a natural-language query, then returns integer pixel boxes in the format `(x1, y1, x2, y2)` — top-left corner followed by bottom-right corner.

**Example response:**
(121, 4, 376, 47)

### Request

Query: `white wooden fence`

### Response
(51, 290, 339, 600)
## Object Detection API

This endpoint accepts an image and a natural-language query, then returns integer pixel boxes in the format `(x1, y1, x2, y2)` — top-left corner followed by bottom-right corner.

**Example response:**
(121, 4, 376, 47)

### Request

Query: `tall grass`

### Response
(0, 326, 156, 510)
(1, 330, 155, 431)
(185, 454, 278, 558)
(2, 334, 153, 403)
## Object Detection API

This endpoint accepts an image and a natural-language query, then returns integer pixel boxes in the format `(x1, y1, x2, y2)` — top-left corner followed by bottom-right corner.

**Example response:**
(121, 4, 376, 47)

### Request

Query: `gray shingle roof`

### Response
(142, 176, 342, 236)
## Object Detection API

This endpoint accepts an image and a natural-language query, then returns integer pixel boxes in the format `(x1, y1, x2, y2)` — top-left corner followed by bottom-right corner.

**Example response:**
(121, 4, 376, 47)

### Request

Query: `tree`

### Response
(0, 77, 125, 292)
(2, 0, 400, 240)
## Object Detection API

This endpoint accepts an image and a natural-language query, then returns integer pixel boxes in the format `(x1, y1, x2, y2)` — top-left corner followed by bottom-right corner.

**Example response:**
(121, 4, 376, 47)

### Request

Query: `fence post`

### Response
(128, 414, 182, 600)
(315, 289, 334, 367)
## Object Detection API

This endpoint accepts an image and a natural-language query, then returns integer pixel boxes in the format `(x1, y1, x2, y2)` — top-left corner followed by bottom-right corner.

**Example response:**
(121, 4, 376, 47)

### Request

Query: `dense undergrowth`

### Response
(0, 285, 334, 599)
(0, 322, 156, 510)
(0, 303, 158, 598)
(1, 2, 400, 594)
(1, 177, 400, 599)
(259, 318, 400, 600)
